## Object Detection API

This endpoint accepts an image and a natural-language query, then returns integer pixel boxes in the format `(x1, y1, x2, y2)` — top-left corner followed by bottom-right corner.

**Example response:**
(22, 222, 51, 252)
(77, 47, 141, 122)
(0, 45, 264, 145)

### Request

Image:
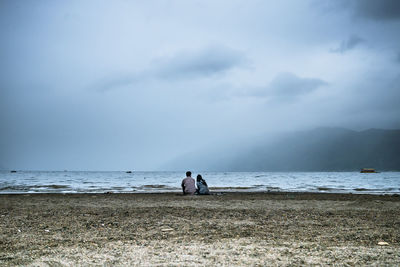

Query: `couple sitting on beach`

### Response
(181, 171, 210, 195)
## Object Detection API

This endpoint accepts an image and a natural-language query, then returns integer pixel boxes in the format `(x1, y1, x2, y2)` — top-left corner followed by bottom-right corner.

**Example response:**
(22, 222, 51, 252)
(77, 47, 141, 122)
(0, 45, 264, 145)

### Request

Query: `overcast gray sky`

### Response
(1, 0, 400, 171)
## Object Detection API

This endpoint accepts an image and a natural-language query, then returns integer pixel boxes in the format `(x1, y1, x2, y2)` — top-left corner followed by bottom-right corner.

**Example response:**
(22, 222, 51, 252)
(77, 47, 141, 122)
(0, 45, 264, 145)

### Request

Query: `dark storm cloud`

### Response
(352, 0, 400, 21)
(331, 35, 365, 53)
(326, 0, 400, 21)
(251, 73, 327, 100)
(96, 46, 246, 91)
(157, 46, 245, 80)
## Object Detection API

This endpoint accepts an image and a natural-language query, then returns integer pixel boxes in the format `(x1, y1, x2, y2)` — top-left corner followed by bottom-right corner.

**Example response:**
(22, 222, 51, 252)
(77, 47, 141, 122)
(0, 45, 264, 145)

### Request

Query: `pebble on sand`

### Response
(378, 241, 389, 246)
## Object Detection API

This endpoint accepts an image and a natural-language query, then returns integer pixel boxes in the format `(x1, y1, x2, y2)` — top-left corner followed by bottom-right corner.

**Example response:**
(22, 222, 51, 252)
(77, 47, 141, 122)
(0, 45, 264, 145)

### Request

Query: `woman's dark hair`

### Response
(186, 171, 191, 177)
(197, 174, 207, 186)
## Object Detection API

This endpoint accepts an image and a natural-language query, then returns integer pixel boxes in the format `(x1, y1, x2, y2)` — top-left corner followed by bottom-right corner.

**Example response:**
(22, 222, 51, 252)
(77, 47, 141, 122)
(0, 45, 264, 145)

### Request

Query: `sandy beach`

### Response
(1, 192, 399, 266)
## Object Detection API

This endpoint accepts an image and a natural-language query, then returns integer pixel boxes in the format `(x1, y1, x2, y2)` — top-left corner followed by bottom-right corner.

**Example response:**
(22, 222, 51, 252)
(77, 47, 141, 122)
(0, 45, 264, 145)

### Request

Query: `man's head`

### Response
(186, 171, 192, 177)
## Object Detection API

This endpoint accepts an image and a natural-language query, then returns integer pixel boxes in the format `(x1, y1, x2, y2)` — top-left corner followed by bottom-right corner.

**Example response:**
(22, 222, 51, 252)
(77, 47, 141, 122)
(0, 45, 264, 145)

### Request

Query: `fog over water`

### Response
(1, 0, 400, 171)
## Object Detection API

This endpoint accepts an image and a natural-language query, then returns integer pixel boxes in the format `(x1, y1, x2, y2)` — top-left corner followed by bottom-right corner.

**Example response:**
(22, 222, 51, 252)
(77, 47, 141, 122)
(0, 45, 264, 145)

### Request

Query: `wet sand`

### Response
(1, 192, 400, 266)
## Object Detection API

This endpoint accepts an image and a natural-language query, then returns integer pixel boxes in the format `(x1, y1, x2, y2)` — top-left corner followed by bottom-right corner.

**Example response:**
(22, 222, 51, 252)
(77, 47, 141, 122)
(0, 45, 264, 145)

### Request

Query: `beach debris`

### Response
(45, 229, 50, 232)
(17, 229, 21, 233)
(378, 241, 389, 246)
(161, 228, 174, 232)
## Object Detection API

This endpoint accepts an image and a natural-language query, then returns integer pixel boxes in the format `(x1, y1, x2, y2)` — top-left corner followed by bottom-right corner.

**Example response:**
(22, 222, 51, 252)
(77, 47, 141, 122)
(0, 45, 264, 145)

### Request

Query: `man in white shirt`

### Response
(181, 171, 196, 195)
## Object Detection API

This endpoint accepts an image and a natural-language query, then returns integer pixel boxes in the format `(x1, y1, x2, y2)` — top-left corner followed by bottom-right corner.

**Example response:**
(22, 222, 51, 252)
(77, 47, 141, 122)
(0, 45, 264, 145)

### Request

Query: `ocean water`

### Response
(0, 171, 399, 194)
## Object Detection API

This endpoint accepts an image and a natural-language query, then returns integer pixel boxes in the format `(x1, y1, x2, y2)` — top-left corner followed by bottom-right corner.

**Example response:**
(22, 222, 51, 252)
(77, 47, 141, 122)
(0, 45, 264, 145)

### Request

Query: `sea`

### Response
(1, 171, 399, 194)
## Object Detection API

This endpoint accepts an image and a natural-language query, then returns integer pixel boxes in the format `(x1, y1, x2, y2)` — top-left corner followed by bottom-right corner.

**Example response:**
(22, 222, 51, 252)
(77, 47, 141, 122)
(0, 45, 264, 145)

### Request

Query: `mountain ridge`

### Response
(165, 127, 400, 171)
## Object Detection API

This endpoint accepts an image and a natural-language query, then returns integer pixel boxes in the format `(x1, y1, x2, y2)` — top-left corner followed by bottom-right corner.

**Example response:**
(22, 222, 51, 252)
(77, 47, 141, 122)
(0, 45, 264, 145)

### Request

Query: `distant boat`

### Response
(10, 170, 17, 173)
(126, 171, 132, 173)
(360, 168, 377, 173)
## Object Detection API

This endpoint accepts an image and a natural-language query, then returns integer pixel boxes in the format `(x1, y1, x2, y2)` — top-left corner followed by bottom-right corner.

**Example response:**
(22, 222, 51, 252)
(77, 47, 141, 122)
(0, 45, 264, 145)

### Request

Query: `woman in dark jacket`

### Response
(196, 174, 210, 195)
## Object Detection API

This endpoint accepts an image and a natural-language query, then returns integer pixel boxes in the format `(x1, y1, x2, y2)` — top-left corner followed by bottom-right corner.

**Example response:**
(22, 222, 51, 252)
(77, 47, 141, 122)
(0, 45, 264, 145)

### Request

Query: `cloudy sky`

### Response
(1, 0, 400, 170)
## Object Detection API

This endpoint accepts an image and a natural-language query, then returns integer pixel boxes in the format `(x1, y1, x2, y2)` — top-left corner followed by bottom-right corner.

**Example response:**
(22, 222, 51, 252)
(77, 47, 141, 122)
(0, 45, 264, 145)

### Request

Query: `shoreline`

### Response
(1, 192, 399, 265)
(1, 190, 400, 196)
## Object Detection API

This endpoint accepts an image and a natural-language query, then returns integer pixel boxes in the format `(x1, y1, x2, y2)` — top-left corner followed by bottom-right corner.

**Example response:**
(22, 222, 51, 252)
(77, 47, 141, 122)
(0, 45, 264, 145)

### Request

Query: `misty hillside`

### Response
(167, 128, 400, 171)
